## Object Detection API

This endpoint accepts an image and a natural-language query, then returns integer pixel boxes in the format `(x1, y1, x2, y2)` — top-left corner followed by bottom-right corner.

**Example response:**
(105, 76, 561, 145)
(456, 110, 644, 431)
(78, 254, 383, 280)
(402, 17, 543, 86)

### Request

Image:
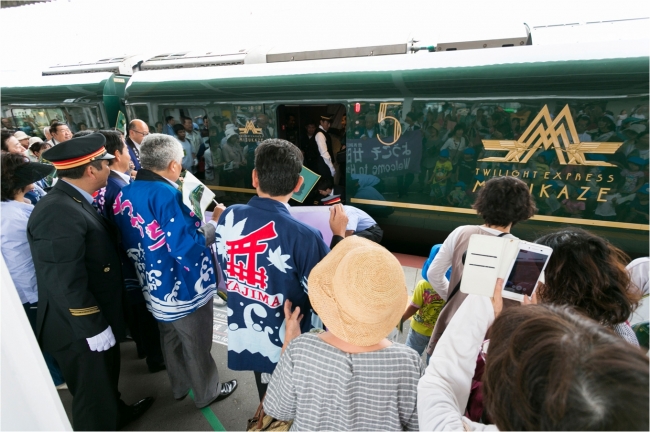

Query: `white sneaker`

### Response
(214, 296, 226, 307)
(56, 383, 68, 390)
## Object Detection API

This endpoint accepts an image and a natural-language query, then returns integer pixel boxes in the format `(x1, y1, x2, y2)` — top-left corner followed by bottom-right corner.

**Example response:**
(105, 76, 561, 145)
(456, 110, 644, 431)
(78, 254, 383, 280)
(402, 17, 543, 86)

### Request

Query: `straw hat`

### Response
(308, 236, 407, 346)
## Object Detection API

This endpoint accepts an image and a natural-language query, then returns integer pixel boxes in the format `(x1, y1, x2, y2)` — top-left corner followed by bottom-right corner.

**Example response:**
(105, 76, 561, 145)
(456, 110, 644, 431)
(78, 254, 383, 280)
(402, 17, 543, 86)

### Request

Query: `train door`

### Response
(274, 104, 346, 205)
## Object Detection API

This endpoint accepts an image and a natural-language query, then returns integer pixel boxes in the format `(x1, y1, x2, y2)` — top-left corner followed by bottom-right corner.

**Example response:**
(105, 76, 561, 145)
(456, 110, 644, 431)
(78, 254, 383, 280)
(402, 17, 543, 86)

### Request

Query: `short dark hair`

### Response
(50, 121, 68, 135)
(484, 304, 649, 431)
(598, 115, 616, 131)
(254, 139, 303, 196)
(472, 176, 536, 226)
(155, 121, 163, 127)
(173, 124, 185, 135)
(29, 141, 51, 154)
(535, 227, 641, 326)
(165, 116, 174, 123)
(316, 177, 333, 192)
(452, 124, 466, 134)
(99, 130, 125, 165)
(1, 130, 13, 151)
(57, 159, 105, 180)
(182, 117, 192, 124)
(1, 153, 29, 200)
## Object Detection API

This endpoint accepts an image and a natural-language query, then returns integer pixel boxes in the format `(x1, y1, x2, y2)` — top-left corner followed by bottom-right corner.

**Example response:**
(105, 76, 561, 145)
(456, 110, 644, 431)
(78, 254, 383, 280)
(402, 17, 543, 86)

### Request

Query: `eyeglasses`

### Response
(132, 130, 149, 136)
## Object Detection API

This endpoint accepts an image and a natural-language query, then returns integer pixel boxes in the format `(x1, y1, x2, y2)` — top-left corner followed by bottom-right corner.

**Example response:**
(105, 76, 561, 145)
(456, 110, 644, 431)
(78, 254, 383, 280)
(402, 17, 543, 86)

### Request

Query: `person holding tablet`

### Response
(418, 283, 649, 431)
(425, 176, 537, 355)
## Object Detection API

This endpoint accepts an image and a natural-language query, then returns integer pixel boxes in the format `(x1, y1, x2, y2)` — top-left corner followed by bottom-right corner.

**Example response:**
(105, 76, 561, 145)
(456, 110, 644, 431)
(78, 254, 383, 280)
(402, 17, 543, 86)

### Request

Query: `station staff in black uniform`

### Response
(305, 114, 336, 183)
(27, 134, 153, 431)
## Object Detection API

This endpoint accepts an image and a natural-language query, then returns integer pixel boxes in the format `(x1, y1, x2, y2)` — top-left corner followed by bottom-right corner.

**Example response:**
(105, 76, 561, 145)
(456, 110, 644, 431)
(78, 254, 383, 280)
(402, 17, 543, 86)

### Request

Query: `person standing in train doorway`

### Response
(27, 134, 154, 430)
(305, 114, 336, 184)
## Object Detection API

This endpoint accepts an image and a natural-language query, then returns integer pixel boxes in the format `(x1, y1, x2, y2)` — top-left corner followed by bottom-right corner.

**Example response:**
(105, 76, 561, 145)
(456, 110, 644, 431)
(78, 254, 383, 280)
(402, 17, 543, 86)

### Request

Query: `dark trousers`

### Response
(253, 371, 268, 402)
(50, 340, 126, 431)
(22, 302, 65, 386)
(158, 299, 220, 408)
(125, 302, 164, 366)
(355, 224, 384, 243)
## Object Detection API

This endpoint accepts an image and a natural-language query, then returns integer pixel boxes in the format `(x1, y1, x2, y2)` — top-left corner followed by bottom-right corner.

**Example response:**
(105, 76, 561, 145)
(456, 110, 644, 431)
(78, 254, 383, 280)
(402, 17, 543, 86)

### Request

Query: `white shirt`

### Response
(187, 130, 203, 154)
(343, 205, 376, 232)
(628, 257, 649, 325)
(111, 169, 131, 184)
(0, 200, 39, 304)
(427, 226, 514, 300)
(417, 295, 498, 431)
(179, 139, 194, 170)
(315, 127, 335, 176)
(628, 257, 650, 296)
(441, 137, 467, 153)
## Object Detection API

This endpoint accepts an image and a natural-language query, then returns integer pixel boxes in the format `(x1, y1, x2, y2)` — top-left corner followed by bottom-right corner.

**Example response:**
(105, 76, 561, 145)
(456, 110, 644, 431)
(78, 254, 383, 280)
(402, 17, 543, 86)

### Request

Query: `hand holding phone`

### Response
(502, 243, 552, 302)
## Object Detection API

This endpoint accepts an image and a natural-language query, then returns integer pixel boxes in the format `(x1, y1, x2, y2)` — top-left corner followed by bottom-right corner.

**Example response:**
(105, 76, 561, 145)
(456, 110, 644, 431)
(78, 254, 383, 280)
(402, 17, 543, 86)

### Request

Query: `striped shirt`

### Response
(264, 332, 424, 431)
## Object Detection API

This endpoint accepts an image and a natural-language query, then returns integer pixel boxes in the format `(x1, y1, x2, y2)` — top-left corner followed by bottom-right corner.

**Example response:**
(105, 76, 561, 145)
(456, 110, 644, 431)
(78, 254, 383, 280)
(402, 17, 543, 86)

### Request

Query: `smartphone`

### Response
(502, 243, 553, 302)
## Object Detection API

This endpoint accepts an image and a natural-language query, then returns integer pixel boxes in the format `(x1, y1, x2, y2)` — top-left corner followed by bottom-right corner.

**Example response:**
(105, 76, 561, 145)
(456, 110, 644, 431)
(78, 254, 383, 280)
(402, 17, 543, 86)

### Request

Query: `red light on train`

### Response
(354, 103, 361, 113)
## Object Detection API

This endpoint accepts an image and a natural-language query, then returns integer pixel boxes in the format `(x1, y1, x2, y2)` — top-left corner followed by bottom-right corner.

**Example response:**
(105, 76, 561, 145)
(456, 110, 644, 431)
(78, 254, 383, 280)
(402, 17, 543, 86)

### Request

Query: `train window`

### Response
(63, 106, 104, 132)
(128, 104, 151, 127)
(161, 106, 207, 128)
(345, 97, 650, 230)
(10, 107, 66, 137)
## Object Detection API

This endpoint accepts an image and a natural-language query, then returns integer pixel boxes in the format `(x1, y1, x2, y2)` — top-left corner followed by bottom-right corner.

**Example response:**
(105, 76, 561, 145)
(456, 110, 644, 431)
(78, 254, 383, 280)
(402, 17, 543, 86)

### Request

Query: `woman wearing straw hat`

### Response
(263, 236, 423, 431)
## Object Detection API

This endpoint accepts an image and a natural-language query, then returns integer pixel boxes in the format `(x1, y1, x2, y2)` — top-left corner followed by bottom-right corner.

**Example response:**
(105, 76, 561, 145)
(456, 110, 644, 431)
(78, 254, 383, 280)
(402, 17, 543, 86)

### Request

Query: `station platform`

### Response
(55, 255, 427, 431)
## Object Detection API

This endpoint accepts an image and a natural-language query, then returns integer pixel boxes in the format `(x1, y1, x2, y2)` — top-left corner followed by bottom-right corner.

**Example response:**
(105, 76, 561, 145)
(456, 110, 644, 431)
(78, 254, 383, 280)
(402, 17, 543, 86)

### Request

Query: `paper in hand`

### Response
(181, 171, 215, 222)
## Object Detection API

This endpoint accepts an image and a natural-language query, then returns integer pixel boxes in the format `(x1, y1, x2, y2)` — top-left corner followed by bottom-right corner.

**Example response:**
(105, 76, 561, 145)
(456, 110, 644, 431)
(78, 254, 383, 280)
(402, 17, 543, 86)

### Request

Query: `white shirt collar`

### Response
(165, 177, 179, 189)
(111, 169, 131, 184)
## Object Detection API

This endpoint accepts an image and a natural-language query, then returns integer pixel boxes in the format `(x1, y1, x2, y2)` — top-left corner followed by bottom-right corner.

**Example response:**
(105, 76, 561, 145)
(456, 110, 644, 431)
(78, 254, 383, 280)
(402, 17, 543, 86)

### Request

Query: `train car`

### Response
(123, 33, 649, 257)
(1, 55, 141, 137)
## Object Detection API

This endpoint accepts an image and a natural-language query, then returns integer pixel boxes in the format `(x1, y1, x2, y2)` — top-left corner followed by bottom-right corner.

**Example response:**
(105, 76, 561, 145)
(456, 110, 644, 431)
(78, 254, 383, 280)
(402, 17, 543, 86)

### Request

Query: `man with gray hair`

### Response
(112, 133, 238, 408)
(43, 126, 52, 143)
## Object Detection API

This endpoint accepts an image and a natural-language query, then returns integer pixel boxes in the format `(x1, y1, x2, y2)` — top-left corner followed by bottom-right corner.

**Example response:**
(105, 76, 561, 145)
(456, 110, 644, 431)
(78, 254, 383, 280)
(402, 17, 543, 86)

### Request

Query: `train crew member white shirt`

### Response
(344, 205, 376, 233)
(315, 126, 336, 176)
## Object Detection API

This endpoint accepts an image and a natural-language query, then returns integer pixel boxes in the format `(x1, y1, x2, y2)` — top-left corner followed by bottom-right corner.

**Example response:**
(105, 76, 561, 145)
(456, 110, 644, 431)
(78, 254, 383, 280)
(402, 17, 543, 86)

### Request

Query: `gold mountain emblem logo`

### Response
(239, 120, 262, 135)
(479, 105, 622, 167)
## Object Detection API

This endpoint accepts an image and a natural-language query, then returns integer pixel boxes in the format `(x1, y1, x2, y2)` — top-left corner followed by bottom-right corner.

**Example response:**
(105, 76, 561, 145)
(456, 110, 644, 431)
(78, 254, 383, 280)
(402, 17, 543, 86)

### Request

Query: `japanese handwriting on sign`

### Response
(113, 192, 144, 237)
(226, 222, 278, 290)
(145, 220, 166, 251)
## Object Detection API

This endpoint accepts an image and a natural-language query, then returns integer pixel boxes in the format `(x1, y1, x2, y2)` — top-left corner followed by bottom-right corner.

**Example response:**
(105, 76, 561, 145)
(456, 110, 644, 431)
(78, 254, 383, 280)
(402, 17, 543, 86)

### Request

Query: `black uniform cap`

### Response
(41, 133, 114, 169)
(320, 115, 334, 123)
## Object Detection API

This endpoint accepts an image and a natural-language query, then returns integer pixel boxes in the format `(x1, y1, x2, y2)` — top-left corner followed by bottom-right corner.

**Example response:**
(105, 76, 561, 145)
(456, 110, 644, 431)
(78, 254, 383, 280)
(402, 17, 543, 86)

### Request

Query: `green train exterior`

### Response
(2, 72, 128, 137)
(123, 42, 648, 257)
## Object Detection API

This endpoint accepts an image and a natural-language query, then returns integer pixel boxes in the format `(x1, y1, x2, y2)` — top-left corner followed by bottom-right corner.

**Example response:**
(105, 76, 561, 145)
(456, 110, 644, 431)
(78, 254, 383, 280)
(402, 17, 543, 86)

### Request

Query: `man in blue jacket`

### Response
(95, 130, 165, 374)
(113, 133, 237, 409)
(215, 139, 330, 401)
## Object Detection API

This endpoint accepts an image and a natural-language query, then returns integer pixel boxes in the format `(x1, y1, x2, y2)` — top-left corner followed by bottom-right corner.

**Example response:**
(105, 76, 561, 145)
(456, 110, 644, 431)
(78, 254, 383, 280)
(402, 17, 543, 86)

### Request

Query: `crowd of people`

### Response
(1, 116, 649, 432)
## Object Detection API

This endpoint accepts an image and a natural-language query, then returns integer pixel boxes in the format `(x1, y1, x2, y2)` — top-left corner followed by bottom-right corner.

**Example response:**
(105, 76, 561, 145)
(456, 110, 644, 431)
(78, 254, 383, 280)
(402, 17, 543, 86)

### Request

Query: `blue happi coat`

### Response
(94, 171, 145, 305)
(215, 196, 329, 374)
(112, 169, 216, 321)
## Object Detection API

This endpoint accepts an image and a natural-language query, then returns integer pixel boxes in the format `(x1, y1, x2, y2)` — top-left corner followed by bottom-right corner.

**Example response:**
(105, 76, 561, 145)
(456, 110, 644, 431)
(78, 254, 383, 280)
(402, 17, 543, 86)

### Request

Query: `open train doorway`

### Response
(276, 103, 347, 192)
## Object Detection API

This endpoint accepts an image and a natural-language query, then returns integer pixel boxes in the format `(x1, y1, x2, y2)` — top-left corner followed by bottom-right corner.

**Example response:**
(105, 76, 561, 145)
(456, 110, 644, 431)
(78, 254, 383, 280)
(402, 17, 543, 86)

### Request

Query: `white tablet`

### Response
(501, 242, 553, 302)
